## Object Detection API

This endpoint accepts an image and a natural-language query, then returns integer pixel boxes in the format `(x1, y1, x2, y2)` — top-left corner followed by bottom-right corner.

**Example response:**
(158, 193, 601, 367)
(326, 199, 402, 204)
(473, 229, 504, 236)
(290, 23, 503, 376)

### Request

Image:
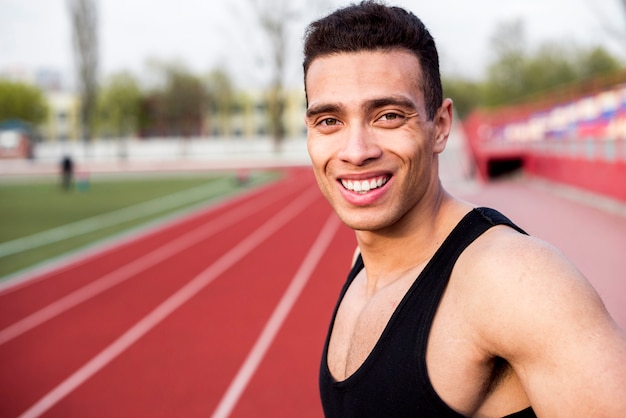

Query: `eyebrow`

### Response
(305, 103, 344, 120)
(305, 96, 419, 120)
(364, 96, 418, 114)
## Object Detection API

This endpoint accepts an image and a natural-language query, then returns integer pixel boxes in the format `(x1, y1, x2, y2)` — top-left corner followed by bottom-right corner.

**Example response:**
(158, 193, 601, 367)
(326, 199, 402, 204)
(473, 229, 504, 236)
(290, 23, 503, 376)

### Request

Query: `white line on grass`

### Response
(211, 213, 340, 418)
(16, 187, 320, 418)
(0, 183, 289, 346)
(0, 177, 235, 258)
(0, 173, 277, 294)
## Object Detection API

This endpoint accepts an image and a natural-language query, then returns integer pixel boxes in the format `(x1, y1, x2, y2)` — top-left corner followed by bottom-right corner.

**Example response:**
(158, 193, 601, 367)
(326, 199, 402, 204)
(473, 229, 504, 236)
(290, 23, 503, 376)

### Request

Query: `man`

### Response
(60, 155, 74, 191)
(302, 2, 626, 417)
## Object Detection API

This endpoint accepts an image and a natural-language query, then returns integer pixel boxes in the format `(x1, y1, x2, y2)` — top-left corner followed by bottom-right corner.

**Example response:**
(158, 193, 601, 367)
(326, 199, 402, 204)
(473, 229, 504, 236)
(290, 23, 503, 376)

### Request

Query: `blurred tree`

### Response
(164, 66, 209, 137)
(576, 46, 623, 78)
(96, 72, 141, 138)
(138, 92, 165, 138)
(442, 78, 482, 120)
(246, 0, 294, 150)
(444, 18, 624, 119)
(68, 0, 99, 144)
(482, 19, 528, 107)
(481, 19, 623, 108)
(0, 80, 48, 125)
(138, 61, 209, 138)
(232, 0, 329, 149)
(204, 69, 235, 136)
(521, 43, 579, 93)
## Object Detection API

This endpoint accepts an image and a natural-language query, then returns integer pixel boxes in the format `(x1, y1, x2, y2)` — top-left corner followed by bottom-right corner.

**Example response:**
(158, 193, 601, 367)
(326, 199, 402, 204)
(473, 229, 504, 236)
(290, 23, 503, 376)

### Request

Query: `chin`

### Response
(337, 211, 393, 232)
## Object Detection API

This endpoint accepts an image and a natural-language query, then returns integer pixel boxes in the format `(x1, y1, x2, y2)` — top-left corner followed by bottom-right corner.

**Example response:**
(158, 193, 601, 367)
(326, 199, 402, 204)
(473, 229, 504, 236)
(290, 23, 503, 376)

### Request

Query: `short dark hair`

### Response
(303, 1, 442, 120)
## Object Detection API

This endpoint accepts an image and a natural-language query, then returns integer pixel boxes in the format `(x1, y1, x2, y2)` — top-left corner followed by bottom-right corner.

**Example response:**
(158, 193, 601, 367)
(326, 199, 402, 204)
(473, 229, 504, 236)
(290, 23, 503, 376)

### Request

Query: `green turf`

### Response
(0, 170, 279, 279)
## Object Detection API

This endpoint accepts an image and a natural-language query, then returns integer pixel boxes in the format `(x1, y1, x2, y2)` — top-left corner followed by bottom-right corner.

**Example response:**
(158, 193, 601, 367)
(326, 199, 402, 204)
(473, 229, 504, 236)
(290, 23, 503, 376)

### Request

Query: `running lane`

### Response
(0, 167, 348, 418)
(1, 167, 624, 418)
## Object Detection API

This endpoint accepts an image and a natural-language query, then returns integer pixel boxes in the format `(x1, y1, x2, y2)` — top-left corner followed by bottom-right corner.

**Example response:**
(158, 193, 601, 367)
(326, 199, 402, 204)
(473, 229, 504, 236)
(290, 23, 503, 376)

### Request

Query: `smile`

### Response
(340, 176, 390, 194)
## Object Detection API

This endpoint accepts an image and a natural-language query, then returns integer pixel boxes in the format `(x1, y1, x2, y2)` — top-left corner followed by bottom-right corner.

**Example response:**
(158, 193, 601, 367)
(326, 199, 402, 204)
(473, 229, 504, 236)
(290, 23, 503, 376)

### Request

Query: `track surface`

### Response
(1, 166, 624, 417)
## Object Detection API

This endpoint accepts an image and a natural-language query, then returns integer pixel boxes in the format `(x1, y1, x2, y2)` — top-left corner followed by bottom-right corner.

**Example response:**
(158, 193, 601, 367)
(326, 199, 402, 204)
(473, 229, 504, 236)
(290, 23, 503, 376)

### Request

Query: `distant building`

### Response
(0, 120, 35, 159)
(207, 87, 307, 140)
(43, 91, 81, 142)
(1, 66, 80, 143)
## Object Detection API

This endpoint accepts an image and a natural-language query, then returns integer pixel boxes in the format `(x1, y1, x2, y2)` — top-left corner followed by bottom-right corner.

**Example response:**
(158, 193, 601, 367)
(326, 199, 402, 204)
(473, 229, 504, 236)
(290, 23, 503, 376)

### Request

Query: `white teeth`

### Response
(341, 177, 389, 193)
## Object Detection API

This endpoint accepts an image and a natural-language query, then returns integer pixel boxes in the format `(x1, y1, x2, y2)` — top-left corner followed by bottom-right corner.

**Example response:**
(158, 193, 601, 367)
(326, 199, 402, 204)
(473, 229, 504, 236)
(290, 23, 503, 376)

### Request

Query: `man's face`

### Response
(304, 50, 448, 232)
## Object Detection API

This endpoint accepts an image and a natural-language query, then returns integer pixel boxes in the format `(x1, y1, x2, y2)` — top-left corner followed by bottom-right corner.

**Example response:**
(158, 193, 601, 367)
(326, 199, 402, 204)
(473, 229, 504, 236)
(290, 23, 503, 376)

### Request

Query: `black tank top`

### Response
(319, 208, 537, 417)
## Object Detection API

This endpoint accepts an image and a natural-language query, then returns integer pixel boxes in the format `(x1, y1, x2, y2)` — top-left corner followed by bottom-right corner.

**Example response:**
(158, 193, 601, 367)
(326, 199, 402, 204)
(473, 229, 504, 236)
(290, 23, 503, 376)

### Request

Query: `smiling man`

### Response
(302, 2, 626, 417)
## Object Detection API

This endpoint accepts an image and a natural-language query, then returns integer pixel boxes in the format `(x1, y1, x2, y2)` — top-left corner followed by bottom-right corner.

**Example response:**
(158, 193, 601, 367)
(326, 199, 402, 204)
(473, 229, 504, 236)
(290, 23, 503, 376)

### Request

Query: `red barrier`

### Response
(462, 111, 528, 181)
(462, 79, 626, 202)
(524, 152, 626, 202)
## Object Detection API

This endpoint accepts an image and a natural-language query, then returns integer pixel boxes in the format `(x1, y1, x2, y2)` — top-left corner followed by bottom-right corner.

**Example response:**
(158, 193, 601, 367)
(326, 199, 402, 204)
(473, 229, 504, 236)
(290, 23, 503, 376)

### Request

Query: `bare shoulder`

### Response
(457, 225, 599, 313)
(454, 225, 626, 416)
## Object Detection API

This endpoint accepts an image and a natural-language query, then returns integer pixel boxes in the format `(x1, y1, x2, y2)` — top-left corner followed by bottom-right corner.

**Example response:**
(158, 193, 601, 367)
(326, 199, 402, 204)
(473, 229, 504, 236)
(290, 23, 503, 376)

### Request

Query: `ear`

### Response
(433, 98, 453, 154)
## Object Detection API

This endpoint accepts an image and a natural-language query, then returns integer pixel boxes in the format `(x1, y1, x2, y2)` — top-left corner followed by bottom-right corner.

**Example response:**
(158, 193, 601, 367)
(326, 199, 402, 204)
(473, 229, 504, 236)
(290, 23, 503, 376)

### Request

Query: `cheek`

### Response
(307, 141, 336, 197)
(307, 139, 332, 169)
(390, 139, 425, 167)
(307, 144, 331, 194)
(306, 141, 321, 169)
(306, 136, 316, 155)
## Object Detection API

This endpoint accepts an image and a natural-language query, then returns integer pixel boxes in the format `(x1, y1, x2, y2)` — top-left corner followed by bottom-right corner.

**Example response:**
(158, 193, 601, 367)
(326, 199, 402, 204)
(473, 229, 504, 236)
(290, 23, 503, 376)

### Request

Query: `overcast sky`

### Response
(1, 0, 624, 90)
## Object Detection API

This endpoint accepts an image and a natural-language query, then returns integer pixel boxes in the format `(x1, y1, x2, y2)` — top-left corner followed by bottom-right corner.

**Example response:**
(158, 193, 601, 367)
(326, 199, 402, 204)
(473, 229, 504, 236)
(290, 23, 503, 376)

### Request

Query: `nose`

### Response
(336, 123, 382, 166)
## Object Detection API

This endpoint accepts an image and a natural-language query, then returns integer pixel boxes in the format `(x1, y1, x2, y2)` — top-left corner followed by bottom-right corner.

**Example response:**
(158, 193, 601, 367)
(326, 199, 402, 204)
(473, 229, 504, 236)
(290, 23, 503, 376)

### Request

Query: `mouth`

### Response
(340, 175, 390, 194)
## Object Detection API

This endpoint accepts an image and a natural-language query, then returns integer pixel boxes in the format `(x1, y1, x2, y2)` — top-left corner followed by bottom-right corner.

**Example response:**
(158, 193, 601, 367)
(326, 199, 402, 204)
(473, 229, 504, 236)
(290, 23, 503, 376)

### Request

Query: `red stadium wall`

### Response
(462, 78, 626, 203)
(524, 153, 626, 201)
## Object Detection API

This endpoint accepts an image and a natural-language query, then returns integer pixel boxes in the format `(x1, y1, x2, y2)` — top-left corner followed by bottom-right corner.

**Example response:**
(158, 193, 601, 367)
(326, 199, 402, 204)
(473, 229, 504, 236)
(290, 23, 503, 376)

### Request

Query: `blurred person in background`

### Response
(60, 155, 74, 191)
(302, 1, 626, 417)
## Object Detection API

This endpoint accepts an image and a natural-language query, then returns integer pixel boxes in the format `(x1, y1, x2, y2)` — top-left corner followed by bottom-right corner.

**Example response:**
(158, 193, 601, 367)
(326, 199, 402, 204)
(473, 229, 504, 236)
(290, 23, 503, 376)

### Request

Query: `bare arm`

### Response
(467, 229, 626, 417)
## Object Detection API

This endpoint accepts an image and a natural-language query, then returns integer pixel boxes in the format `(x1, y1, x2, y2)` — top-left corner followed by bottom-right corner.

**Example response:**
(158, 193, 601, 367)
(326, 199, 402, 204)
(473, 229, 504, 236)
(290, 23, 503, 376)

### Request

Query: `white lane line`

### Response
(16, 188, 320, 418)
(0, 174, 279, 296)
(0, 182, 295, 346)
(211, 213, 341, 418)
(0, 177, 235, 258)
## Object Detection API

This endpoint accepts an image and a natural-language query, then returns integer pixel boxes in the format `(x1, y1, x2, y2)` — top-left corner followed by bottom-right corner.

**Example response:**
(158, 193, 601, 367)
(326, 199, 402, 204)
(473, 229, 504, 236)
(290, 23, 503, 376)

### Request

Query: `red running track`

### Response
(0, 167, 355, 418)
(1, 167, 625, 417)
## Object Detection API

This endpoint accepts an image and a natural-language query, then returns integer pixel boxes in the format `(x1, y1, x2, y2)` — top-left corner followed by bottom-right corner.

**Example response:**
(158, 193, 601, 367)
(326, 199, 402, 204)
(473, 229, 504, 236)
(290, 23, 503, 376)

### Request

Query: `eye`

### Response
(374, 112, 407, 128)
(310, 117, 343, 134)
(318, 118, 340, 126)
(378, 112, 403, 121)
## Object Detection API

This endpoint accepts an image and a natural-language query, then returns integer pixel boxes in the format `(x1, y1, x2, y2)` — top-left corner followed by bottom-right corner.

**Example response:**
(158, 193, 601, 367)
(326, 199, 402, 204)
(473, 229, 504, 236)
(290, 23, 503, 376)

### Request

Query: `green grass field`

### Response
(0, 170, 279, 280)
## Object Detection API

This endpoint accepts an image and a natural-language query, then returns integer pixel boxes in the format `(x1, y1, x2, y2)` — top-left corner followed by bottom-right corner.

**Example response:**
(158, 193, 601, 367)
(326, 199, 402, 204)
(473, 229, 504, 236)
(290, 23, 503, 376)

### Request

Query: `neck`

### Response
(355, 186, 466, 293)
